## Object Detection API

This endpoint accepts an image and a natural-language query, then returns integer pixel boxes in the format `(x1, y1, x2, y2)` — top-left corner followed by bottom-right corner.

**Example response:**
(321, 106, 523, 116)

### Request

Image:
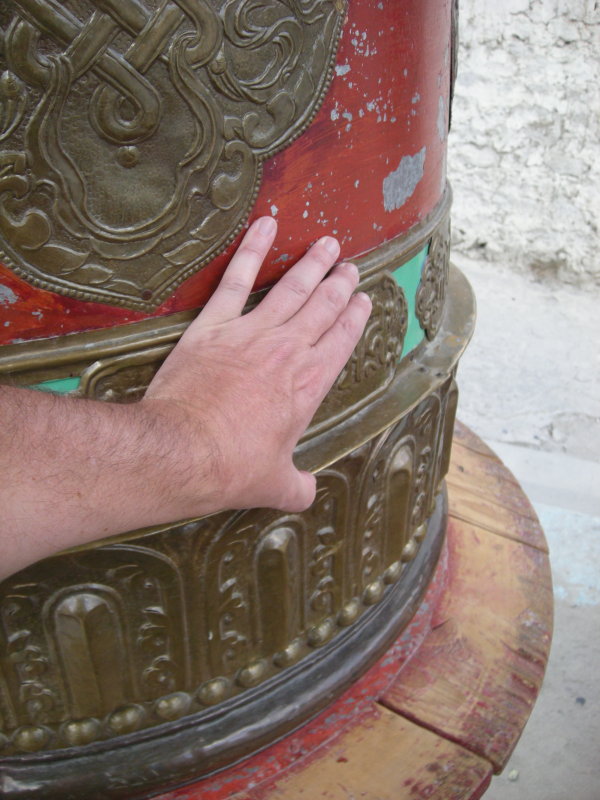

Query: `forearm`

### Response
(0, 386, 218, 578)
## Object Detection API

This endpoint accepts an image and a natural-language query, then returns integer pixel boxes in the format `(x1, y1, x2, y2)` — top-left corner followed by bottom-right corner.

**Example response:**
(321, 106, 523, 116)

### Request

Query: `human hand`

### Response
(143, 216, 372, 515)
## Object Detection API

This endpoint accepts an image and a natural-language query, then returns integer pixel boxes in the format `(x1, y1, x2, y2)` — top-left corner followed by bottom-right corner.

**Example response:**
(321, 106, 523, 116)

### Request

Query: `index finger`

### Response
(200, 216, 277, 324)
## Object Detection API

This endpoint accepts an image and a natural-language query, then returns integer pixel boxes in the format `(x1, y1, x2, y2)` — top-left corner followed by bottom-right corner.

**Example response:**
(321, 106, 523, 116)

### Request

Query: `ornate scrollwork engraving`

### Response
(0, 0, 345, 309)
(78, 271, 409, 438)
(416, 216, 451, 340)
(312, 272, 408, 428)
(0, 377, 457, 755)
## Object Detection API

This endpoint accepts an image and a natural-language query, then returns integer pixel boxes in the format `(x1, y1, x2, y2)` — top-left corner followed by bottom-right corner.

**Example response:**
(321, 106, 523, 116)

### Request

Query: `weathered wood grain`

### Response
(448, 439, 542, 523)
(447, 482, 548, 552)
(381, 518, 553, 772)
(452, 421, 499, 459)
(447, 443, 520, 493)
(243, 706, 492, 800)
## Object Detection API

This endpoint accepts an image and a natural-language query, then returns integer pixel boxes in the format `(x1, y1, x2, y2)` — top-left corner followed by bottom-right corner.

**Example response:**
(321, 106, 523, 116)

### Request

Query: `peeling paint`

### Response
(335, 64, 351, 76)
(437, 95, 446, 141)
(0, 285, 17, 306)
(330, 108, 339, 121)
(270, 204, 278, 216)
(382, 147, 426, 212)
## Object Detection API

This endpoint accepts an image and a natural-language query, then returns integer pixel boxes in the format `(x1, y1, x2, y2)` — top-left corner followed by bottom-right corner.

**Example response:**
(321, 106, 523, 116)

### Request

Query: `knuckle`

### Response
(322, 284, 345, 310)
(311, 246, 334, 269)
(341, 313, 363, 340)
(236, 243, 263, 261)
(220, 276, 248, 295)
(284, 276, 310, 300)
(268, 337, 297, 365)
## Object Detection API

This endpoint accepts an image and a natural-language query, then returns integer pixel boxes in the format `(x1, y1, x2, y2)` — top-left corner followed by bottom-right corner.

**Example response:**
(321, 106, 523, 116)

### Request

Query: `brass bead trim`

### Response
(0, 485, 441, 756)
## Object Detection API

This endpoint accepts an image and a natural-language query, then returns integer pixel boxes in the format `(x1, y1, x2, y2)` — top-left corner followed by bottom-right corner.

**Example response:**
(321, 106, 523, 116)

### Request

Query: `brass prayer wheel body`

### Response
(0, 1, 472, 797)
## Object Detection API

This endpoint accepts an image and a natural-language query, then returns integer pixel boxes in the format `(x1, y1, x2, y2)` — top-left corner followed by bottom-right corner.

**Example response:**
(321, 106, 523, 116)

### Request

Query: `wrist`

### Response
(135, 397, 225, 522)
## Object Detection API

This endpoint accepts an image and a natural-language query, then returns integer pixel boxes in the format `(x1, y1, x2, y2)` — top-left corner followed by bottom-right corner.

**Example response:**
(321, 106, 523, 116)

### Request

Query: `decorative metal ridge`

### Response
(0, 185, 452, 382)
(53, 263, 475, 556)
(0, 495, 447, 799)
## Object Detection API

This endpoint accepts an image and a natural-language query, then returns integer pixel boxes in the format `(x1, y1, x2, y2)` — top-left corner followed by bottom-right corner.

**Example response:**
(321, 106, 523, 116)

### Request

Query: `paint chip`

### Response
(382, 147, 426, 212)
(335, 64, 351, 76)
(270, 204, 278, 216)
(0, 285, 18, 306)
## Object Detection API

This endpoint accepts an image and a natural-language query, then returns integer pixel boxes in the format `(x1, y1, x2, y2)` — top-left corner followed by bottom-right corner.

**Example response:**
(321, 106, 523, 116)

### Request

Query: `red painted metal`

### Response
(0, 0, 451, 345)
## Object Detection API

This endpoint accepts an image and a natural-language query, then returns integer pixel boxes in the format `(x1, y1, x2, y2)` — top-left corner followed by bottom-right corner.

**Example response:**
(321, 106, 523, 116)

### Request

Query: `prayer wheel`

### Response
(0, 1, 473, 797)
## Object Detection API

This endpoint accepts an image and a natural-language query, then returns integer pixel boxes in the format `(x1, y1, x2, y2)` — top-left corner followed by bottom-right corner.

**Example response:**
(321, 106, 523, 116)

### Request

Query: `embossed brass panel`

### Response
(0, 0, 345, 309)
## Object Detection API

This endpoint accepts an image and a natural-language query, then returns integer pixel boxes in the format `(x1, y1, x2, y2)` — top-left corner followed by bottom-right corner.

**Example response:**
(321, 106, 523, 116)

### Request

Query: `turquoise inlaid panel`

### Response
(33, 377, 81, 395)
(392, 243, 429, 358)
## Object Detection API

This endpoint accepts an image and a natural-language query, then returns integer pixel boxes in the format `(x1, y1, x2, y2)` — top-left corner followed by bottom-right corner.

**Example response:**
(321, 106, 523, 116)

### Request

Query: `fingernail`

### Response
(256, 216, 276, 235)
(357, 291, 372, 306)
(319, 236, 339, 255)
(342, 262, 359, 279)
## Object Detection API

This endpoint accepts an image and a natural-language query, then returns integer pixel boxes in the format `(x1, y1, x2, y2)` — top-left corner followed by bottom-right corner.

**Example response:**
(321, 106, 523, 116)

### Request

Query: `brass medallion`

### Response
(0, 0, 345, 309)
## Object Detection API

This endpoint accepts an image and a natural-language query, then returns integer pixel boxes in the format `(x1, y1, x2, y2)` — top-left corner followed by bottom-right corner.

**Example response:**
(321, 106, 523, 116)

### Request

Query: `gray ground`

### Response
(453, 253, 600, 800)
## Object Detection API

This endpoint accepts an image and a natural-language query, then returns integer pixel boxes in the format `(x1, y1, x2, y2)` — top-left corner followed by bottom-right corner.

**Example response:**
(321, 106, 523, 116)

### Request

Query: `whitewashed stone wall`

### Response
(448, 0, 600, 287)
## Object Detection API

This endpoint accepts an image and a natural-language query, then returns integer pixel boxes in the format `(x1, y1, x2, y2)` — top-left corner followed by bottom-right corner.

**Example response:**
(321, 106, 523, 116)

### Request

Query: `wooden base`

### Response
(150, 423, 553, 800)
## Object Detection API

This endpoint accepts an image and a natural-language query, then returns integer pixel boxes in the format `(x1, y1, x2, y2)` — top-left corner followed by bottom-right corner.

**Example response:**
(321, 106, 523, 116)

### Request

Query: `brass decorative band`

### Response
(0, 264, 472, 756)
(0, 377, 455, 760)
(0, 183, 452, 392)
(0, 496, 447, 800)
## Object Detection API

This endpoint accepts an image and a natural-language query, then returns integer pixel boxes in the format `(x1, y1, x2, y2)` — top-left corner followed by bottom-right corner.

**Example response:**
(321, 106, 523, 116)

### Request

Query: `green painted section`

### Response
(26, 248, 428, 394)
(33, 376, 81, 394)
(392, 244, 429, 358)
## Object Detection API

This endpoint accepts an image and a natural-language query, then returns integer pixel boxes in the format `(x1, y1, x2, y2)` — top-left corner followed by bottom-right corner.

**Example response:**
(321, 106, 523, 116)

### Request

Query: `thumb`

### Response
(276, 468, 317, 513)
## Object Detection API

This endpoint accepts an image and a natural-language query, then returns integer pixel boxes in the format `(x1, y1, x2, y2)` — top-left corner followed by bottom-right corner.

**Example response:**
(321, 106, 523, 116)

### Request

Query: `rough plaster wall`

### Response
(448, 0, 600, 287)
